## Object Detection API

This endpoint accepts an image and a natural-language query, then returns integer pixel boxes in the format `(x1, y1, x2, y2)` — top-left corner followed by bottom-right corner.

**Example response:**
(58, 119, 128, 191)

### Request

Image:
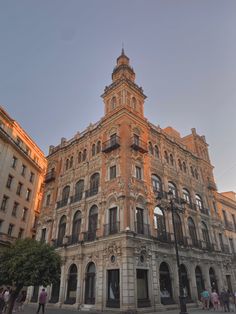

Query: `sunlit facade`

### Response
(34, 51, 236, 311)
(0, 106, 46, 248)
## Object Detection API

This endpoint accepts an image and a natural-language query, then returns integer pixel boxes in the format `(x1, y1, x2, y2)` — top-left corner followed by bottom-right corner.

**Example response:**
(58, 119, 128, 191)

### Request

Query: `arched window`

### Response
(164, 151, 169, 163)
(201, 221, 210, 248)
(154, 145, 159, 158)
(61, 185, 70, 206)
(111, 97, 116, 110)
(180, 264, 191, 299)
(182, 188, 191, 205)
(159, 262, 173, 304)
(92, 144, 96, 157)
(152, 174, 162, 193)
(72, 210, 82, 244)
(168, 182, 178, 199)
(178, 159, 182, 171)
(65, 264, 77, 304)
(87, 205, 98, 241)
(70, 156, 73, 168)
(74, 180, 84, 202)
(183, 162, 187, 173)
(170, 154, 174, 166)
(195, 194, 203, 211)
(82, 149, 87, 161)
(65, 159, 69, 170)
(131, 97, 136, 110)
(85, 262, 96, 304)
(188, 217, 198, 247)
(195, 266, 204, 299)
(57, 215, 66, 246)
(136, 207, 144, 234)
(148, 142, 153, 155)
(96, 141, 101, 154)
(154, 207, 166, 241)
(173, 212, 184, 245)
(78, 152, 82, 163)
(90, 173, 99, 196)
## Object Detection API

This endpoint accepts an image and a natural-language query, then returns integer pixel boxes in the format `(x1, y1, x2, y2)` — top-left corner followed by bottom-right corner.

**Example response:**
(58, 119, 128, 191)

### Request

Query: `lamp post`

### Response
(157, 190, 188, 314)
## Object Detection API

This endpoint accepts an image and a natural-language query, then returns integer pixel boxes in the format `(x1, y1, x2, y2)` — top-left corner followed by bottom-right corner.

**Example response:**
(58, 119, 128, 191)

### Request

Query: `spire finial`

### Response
(121, 42, 125, 55)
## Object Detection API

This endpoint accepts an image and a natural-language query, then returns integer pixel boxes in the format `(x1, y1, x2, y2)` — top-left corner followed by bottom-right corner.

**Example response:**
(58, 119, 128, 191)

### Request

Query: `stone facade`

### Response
(34, 51, 236, 311)
(0, 106, 46, 248)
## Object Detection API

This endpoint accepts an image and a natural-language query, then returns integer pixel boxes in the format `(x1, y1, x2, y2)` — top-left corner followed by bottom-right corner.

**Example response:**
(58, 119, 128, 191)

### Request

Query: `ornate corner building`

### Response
(0, 106, 46, 248)
(33, 51, 236, 311)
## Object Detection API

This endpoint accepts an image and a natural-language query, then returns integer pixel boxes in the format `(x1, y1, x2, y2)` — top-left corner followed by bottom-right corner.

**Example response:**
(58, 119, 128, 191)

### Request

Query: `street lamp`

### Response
(157, 190, 188, 314)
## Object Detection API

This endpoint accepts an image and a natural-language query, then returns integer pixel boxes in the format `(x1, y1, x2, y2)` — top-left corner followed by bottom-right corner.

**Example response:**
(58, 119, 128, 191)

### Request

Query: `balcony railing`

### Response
(131, 137, 148, 153)
(156, 232, 172, 244)
(193, 204, 209, 216)
(102, 136, 120, 153)
(44, 171, 56, 183)
(70, 192, 83, 204)
(85, 188, 98, 198)
(135, 222, 150, 236)
(56, 198, 69, 209)
(103, 222, 120, 236)
(67, 235, 81, 245)
(200, 240, 214, 251)
(83, 231, 97, 242)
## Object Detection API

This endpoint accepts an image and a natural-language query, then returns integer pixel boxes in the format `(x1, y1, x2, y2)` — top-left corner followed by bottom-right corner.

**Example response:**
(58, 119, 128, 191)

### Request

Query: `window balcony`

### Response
(83, 231, 97, 242)
(56, 198, 69, 209)
(67, 235, 81, 245)
(135, 222, 150, 236)
(44, 171, 56, 183)
(200, 240, 214, 251)
(85, 188, 98, 198)
(103, 222, 120, 236)
(156, 232, 172, 243)
(102, 136, 120, 153)
(70, 193, 83, 204)
(131, 137, 148, 153)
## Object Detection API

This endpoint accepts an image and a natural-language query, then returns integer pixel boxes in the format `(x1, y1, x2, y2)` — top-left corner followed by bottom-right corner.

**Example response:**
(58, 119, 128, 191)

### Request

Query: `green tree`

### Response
(0, 238, 61, 314)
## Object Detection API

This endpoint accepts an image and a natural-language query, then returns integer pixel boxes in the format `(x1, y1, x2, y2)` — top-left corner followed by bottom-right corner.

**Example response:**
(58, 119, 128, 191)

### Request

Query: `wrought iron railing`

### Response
(103, 222, 120, 236)
(131, 137, 148, 153)
(102, 135, 120, 153)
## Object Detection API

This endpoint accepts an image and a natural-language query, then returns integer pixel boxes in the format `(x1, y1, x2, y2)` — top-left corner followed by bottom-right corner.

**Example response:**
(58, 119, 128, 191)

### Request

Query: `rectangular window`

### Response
(1, 195, 9, 211)
(135, 166, 142, 180)
(222, 210, 228, 225)
(219, 233, 224, 251)
(12, 156, 17, 169)
(0, 220, 3, 232)
(134, 134, 139, 145)
(30, 171, 35, 183)
(109, 207, 118, 234)
(8, 223, 14, 236)
(6, 174, 13, 189)
(110, 133, 117, 146)
(41, 228, 46, 242)
(12, 202, 19, 217)
(107, 269, 120, 308)
(229, 238, 235, 253)
(21, 164, 26, 176)
(16, 182, 23, 196)
(46, 194, 51, 206)
(110, 165, 117, 180)
(22, 207, 28, 221)
(18, 228, 24, 239)
(232, 214, 236, 231)
(26, 188, 31, 201)
(136, 208, 144, 234)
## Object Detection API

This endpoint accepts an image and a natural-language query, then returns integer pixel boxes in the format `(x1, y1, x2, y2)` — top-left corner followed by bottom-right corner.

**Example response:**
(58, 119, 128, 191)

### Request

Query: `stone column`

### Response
(188, 262, 198, 302)
(152, 255, 161, 310)
(171, 258, 179, 303)
(58, 262, 66, 306)
(202, 263, 211, 291)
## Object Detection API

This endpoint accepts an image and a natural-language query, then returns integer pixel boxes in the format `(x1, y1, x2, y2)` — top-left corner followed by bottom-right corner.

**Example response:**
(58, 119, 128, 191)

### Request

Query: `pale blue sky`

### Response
(0, 0, 236, 192)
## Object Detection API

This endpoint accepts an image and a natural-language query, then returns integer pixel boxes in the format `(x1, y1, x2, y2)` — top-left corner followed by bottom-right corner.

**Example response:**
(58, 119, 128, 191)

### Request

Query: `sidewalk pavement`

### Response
(21, 304, 236, 314)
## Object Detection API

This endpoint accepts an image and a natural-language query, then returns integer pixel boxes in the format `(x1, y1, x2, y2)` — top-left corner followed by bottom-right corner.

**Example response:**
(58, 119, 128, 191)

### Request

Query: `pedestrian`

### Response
(211, 289, 219, 311)
(19, 291, 26, 311)
(0, 288, 5, 314)
(201, 289, 210, 310)
(220, 288, 230, 312)
(2, 287, 10, 313)
(36, 288, 47, 314)
(14, 290, 26, 312)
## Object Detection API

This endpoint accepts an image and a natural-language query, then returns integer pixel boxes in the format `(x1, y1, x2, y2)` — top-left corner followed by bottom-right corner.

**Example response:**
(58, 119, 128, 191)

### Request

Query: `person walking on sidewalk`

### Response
(36, 289, 47, 314)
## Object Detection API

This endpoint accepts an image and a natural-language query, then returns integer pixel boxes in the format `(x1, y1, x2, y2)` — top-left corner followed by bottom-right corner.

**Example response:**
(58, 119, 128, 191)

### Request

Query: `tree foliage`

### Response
(0, 238, 61, 288)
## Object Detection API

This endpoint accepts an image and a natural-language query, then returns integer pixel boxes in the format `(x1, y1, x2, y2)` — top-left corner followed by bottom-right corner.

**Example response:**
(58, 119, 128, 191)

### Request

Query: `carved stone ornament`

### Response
(104, 242, 121, 257)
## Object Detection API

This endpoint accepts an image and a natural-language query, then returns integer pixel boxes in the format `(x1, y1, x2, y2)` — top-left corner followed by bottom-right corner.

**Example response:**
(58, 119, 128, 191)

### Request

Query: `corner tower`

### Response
(102, 49, 146, 118)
